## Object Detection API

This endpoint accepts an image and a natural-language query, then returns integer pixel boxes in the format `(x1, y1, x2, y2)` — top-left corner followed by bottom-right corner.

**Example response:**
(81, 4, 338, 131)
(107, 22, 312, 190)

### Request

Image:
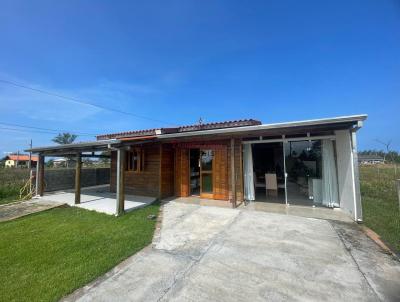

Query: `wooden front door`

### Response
(175, 144, 229, 201)
(213, 146, 229, 200)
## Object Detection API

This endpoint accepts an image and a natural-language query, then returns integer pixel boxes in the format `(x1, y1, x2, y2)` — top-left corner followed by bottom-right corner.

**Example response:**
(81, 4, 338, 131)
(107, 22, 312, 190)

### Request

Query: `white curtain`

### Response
(243, 144, 255, 201)
(321, 139, 339, 207)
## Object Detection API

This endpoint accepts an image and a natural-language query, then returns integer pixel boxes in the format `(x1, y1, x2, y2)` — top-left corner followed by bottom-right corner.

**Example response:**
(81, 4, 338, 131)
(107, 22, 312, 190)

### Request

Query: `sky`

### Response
(0, 0, 399, 156)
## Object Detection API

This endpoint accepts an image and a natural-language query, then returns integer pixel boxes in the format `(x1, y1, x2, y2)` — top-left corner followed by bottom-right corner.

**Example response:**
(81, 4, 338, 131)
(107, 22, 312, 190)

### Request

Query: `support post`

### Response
(116, 149, 126, 216)
(38, 154, 45, 196)
(28, 139, 32, 169)
(230, 138, 236, 208)
(75, 153, 82, 204)
(282, 135, 288, 205)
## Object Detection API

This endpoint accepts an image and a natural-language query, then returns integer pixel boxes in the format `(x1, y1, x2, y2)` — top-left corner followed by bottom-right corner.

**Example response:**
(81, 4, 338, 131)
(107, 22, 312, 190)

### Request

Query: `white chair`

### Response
(265, 173, 278, 197)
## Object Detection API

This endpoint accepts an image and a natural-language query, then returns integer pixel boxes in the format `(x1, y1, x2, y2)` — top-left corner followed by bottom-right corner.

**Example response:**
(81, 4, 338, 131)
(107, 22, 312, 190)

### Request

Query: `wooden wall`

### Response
(110, 144, 161, 197)
(213, 146, 229, 200)
(160, 144, 175, 199)
(109, 138, 244, 206)
(174, 148, 190, 197)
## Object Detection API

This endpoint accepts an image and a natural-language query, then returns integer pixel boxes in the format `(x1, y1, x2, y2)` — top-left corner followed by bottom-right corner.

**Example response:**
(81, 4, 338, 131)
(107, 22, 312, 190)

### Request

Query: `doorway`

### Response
(284, 139, 339, 207)
(251, 143, 286, 203)
(189, 149, 214, 198)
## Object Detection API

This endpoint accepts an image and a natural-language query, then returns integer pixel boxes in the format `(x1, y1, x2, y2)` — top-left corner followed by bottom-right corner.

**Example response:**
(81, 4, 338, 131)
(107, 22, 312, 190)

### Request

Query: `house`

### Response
(3, 154, 38, 168)
(358, 154, 385, 165)
(27, 114, 367, 221)
(53, 158, 68, 167)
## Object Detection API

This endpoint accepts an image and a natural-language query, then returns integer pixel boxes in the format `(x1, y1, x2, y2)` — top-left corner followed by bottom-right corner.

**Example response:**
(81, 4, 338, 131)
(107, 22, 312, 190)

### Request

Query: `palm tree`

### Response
(52, 133, 78, 145)
(52, 133, 78, 168)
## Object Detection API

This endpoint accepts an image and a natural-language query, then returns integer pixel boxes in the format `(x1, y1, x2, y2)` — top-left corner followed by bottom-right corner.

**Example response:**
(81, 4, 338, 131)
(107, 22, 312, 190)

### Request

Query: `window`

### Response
(126, 148, 145, 172)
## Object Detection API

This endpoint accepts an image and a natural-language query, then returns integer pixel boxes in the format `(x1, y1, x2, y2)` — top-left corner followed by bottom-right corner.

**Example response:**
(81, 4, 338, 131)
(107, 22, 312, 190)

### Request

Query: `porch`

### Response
(28, 138, 153, 216)
(38, 185, 156, 215)
(166, 196, 353, 222)
(241, 201, 354, 223)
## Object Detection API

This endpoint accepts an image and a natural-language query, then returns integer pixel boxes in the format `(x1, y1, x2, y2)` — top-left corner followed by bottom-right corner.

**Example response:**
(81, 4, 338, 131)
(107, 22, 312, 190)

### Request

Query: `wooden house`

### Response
(27, 114, 367, 221)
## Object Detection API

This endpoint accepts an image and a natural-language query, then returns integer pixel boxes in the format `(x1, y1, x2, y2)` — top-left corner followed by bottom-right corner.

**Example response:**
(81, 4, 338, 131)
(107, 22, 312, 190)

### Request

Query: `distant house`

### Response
(358, 154, 385, 165)
(53, 158, 68, 167)
(3, 154, 38, 168)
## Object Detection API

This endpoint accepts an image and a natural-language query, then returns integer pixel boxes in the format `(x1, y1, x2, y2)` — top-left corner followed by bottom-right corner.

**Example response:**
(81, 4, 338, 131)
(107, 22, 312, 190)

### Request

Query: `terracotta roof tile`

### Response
(7, 154, 38, 161)
(96, 119, 261, 140)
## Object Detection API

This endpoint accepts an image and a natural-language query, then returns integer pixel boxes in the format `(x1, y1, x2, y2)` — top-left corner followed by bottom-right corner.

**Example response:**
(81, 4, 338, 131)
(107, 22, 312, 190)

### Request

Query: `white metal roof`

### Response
(157, 114, 367, 139)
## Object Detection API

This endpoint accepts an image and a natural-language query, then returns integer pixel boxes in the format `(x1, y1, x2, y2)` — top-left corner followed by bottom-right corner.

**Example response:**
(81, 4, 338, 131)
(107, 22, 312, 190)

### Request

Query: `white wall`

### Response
(335, 130, 362, 221)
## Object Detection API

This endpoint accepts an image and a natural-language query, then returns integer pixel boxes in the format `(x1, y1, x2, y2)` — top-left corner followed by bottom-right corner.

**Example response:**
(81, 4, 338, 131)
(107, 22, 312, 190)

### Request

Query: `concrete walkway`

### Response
(63, 202, 400, 302)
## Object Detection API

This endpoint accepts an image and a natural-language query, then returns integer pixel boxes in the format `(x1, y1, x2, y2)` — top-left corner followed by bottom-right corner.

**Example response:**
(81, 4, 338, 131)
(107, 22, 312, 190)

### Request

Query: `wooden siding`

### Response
(160, 144, 175, 199)
(174, 148, 190, 197)
(226, 138, 244, 204)
(109, 138, 244, 206)
(110, 144, 160, 197)
(213, 146, 229, 200)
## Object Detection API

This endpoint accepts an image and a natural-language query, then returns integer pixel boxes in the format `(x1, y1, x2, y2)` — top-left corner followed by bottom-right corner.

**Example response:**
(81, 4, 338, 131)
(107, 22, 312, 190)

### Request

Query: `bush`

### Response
(0, 169, 30, 204)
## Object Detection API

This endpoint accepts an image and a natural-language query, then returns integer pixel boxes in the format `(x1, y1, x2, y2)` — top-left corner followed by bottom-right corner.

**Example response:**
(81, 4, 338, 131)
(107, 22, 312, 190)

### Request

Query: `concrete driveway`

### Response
(64, 202, 400, 302)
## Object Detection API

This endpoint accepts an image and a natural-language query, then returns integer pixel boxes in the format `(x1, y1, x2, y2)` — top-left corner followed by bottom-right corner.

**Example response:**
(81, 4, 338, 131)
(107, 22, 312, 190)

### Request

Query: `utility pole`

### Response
(28, 139, 33, 169)
(16, 150, 19, 168)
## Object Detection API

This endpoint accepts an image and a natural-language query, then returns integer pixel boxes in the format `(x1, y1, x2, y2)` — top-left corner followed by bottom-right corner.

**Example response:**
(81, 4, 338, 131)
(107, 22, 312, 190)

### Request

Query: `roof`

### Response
(27, 139, 121, 154)
(157, 114, 367, 140)
(26, 114, 367, 155)
(358, 154, 384, 161)
(6, 154, 38, 161)
(96, 119, 261, 140)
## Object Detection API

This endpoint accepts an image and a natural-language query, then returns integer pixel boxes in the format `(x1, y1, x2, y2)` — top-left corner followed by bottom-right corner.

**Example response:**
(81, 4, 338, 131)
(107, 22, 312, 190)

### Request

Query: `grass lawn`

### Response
(360, 164, 400, 254)
(0, 203, 160, 302)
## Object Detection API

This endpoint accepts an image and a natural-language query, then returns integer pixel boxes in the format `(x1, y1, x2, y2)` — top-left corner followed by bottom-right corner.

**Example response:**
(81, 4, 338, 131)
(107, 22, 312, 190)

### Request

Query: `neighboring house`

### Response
(3, 154, 38, 168)
(358, 154, 385, 165)
(53, 158, 68, 167)
(27, 114, 367, 221)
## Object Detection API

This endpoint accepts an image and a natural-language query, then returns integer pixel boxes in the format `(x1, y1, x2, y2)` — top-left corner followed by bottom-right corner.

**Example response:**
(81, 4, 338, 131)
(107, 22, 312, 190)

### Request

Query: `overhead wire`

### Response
(0, 78, 173, 125)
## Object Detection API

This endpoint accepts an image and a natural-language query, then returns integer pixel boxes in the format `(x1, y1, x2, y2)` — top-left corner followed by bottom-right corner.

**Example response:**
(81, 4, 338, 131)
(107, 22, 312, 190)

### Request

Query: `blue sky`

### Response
(0, 0, 399, 155)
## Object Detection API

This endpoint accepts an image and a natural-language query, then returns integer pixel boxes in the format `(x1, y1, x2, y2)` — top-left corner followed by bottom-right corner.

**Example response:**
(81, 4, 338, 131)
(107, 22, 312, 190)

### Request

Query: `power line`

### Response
(0, 121, 98, 136)
(0, 78, 172, 125)
(0, 126, 95, 137)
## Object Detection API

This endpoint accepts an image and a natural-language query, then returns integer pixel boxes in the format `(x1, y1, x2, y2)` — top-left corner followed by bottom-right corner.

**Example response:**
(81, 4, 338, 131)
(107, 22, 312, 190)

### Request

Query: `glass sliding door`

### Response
(284, 139, 339, 207)
(190, 149, 200, 196)
(200, 149, 214, 198)
(284, 140, 322, 206)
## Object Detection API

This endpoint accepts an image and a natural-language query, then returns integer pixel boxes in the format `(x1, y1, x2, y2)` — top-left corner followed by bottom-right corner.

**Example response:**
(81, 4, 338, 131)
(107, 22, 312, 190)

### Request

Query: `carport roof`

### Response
(26, 139, 120, 155)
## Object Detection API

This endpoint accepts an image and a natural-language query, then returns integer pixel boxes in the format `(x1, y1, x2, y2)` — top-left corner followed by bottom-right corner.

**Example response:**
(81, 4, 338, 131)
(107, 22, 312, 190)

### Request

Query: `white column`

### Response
(335, 130, 362, 221)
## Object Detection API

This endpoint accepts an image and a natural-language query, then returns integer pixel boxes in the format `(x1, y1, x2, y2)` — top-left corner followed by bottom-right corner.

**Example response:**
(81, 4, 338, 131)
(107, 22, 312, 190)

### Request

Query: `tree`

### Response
(375, 139, 398, 176)
(52, 133, 78, 168)
(46, 159, 54, 168)
(52, 133, 78, 145)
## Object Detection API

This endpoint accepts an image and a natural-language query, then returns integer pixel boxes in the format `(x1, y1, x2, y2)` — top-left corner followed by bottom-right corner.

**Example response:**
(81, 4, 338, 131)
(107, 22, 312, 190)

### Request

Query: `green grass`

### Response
(360, 164, 400, 254)
(0, 204, 160, 302)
